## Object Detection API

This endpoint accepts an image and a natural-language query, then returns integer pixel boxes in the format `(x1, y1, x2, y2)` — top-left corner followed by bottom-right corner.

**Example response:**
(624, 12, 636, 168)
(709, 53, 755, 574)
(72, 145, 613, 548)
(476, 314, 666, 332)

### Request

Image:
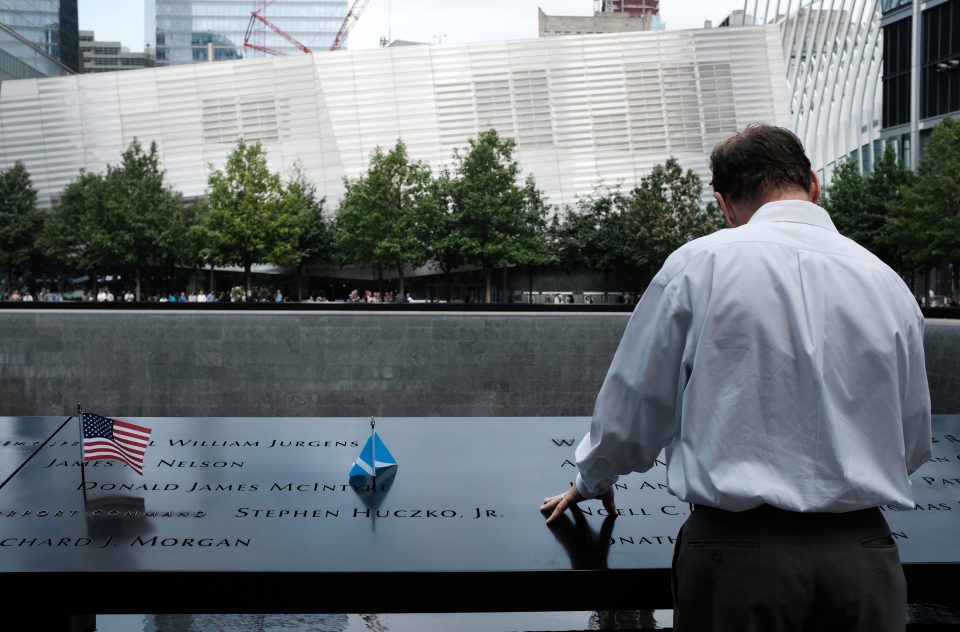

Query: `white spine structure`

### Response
(743, 0, 883, 178)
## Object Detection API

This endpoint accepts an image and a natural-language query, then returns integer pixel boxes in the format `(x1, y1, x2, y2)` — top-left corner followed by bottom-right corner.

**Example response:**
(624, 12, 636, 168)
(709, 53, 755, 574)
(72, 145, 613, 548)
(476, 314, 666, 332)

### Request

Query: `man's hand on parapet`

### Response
(540, 484, 616, 525)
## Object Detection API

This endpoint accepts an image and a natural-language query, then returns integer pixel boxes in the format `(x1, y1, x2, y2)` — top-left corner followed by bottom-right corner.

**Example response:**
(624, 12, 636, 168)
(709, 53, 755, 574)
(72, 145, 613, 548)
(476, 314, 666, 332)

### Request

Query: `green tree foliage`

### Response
(0, 161, 41, 293)
(868, 146, 914, 270)
(193, 140, 303, 293)
(334, 140, 435, 296)
(892, 117, 960, 270)
(514, 176, 554, 302)
(549, 186, 632, 300)
(425, 171, 465, 302)
(820, 157, 868, 241)
(102, 139, 184, 299)
(623, 158, 723, 276)
(37, 141, 187, 299)
(822, 147, 912, 268)
(38, 170, 113, 287)
(156, 198, 201, 272)
(285, 164, 331, 300)
(447, 129, 550, 302)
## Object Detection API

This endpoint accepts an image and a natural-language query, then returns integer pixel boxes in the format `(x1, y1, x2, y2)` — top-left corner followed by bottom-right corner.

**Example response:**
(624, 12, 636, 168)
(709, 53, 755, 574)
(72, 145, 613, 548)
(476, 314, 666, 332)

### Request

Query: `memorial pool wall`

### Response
(1, 308, 958, 417)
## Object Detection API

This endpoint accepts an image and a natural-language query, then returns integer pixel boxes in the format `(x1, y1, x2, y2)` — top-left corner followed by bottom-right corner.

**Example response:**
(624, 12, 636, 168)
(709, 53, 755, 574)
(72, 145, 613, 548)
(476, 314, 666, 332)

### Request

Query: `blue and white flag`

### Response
(349, 431, 397, 477)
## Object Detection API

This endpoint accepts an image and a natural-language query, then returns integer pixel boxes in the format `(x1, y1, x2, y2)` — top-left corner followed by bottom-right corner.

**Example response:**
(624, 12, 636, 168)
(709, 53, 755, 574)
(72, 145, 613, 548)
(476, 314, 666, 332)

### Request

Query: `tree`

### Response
(334, 140, 435, 296)
(821, 150, 912, 270)
(891, 117, 960, 273)
(38, 170, 113, 290)
(550, 186, 632, 301)
(284, 165, 331, 301)
(513, 175, 553, 301)
(448, 129, 550, 302)
(865, 145, 913, 270)
(193, 140, 303, 293)
(0, 162, 41, 294)
(102, 139, 184, 300)
(38, 141, 188, 300)
(158, 197, 203, 293)
(623, 158, 723, 278)
(821, 157, 868, 244)
(425, 171, 465, 302)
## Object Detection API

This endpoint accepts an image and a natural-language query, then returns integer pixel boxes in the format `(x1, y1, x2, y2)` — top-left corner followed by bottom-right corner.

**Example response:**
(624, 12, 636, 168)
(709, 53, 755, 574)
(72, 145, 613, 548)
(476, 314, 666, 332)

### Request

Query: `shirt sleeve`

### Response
(575, 278, 689, 499)
(902, 313, 932, 474)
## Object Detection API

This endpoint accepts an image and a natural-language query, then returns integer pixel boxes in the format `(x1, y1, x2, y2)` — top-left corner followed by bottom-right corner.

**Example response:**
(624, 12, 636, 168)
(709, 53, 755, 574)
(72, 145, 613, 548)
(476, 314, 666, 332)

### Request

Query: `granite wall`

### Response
(1, 309, 958, 417)
(0, 309, 625, 417)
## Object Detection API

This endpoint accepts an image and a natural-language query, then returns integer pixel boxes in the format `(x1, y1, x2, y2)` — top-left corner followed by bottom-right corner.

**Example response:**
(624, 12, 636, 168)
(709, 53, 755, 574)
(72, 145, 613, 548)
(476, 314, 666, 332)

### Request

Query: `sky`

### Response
(77, 1, 751, 53)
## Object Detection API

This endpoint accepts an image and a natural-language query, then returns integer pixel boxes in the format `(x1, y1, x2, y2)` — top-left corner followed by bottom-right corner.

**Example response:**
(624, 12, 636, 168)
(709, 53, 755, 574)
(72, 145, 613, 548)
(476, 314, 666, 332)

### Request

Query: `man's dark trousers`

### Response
(672, 504, 906, 632)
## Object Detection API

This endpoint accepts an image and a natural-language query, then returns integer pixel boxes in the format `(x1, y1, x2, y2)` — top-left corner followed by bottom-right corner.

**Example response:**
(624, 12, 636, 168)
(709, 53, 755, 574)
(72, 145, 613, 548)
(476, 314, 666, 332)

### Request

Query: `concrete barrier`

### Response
(1, 308, 957, 416)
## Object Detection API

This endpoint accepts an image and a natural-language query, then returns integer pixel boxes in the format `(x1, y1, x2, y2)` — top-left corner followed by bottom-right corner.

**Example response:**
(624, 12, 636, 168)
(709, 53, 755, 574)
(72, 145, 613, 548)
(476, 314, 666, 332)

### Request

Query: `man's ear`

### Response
(715, 192, 737, 228)
(809, 170, 821, 204)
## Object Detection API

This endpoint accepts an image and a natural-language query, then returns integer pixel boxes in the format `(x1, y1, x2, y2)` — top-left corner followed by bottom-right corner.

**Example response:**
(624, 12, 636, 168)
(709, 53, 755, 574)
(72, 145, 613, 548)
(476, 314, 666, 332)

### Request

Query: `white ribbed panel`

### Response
(0, 27, 790, 209)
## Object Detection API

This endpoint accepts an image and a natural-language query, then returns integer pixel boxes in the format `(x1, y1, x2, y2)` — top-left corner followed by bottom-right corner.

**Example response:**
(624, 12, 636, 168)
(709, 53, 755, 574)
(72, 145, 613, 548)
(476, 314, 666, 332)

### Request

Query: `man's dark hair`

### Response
(709, 124, 813, 206)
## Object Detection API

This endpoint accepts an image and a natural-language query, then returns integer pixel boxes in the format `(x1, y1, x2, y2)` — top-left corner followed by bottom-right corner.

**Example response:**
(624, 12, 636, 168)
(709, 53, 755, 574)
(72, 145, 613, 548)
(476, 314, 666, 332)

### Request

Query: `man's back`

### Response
(541, 124, 931, 632)
(654, 199, 931, 512)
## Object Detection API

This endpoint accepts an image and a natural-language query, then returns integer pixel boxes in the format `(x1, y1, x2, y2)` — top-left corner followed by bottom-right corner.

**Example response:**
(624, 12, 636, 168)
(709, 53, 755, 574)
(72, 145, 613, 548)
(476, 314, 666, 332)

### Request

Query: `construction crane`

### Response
(243, 1, 312, 57)
(330, 0, 371, 51)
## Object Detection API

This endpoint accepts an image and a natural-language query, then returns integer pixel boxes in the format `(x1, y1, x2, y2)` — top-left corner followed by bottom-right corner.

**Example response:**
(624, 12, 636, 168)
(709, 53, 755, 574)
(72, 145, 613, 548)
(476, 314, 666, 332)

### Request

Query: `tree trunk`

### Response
(602, 269, 609, 304)
(527, 265, 534, 303)
(244, 263, 252, 295)
(953, 261, 958, 298)
(484, 268, 492, 303)
(397, 264, 405, 298)
(209, 265, 215, 295)
(501, 266, 508, 303)
(377, 268, 384, 295)
(6, 267, 13, 297)
(135, 263, 142, 302)
(297, 263, 304, 302)
(445, 270, 453, 303)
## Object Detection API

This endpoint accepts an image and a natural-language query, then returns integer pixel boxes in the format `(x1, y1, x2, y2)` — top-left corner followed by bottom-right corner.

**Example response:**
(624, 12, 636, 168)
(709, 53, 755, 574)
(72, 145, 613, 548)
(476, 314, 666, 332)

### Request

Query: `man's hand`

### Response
(540, 484, 616, 525)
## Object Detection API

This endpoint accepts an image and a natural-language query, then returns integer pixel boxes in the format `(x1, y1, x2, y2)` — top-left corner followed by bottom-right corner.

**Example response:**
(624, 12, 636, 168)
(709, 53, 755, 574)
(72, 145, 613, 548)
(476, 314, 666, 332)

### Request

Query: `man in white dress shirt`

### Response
(540, 124, 931, 631)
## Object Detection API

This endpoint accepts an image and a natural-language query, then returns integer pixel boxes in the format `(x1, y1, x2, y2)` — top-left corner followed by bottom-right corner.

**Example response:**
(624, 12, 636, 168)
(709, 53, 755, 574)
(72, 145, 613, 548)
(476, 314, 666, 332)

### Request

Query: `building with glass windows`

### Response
(80, 31, 155, 74)
(147, 0, 348, 65)
(0, 0, 78, 79)
(880, 0, 959, 168)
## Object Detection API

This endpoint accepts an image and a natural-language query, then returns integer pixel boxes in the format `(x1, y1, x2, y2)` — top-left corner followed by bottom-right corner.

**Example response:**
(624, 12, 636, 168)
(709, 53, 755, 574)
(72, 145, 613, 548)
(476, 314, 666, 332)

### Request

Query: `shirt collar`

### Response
(746, 200, 838, 233)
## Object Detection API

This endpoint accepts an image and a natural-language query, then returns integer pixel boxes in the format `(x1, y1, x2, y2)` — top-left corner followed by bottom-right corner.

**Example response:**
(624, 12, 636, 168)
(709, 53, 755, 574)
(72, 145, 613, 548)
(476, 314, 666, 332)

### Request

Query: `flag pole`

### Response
(77, 402, 86, 490)
(370, 416, 376, 482)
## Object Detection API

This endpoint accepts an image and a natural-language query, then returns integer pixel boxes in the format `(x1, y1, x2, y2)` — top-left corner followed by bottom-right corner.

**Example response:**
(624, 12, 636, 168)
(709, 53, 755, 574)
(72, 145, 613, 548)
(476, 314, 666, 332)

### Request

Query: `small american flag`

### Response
(81, 413, 152, 476)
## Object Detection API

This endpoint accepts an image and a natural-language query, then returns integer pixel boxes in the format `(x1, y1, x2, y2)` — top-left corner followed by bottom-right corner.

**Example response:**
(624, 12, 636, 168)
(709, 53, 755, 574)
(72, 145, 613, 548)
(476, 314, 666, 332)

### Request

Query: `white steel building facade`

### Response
(0, 24, 791, 210)
(0, 0, 883, 208)
(0, 0, 889, 209)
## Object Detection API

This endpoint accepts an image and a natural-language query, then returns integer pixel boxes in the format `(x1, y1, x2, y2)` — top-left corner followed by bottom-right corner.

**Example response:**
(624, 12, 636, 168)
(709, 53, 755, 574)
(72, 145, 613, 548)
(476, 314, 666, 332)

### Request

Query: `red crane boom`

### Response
(243, 1, 312, 56)
(330, 0, 371, 51)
